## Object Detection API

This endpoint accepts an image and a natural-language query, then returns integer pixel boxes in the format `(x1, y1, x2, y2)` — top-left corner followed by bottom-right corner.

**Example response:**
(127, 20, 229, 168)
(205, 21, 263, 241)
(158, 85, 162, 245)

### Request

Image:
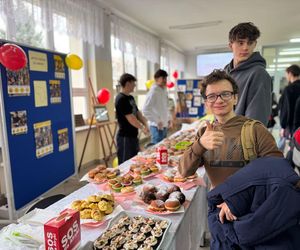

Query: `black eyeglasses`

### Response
(205, 91, 235, 103)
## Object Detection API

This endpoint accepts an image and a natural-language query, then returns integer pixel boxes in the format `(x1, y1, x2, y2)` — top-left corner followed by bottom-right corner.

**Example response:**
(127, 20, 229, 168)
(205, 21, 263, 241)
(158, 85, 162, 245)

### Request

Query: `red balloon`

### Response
(97, 88, 111, 105)
(0, 43, 27, 71)
(172, 70, 178, 79)
(167, 82, 175, 88)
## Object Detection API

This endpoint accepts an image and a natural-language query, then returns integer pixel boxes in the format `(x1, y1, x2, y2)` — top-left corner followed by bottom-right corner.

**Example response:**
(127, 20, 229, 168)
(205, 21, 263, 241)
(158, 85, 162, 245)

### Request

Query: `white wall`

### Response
(185, 54, 197, 79)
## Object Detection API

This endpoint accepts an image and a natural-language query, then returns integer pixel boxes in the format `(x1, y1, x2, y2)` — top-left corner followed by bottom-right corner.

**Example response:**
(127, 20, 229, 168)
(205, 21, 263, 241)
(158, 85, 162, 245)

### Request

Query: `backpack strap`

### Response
(241, 120, 261, 162)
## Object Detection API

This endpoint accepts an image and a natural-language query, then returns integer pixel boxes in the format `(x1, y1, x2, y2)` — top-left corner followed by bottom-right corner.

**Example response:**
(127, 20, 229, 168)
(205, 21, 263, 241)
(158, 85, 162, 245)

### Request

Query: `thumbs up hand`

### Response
(200, 121, 225, 150)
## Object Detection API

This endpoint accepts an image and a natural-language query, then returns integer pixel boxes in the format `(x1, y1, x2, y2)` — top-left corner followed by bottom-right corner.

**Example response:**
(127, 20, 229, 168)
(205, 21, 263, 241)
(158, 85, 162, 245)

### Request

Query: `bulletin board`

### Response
(0, 40, 76, 210)
(176, 79, 205, 118)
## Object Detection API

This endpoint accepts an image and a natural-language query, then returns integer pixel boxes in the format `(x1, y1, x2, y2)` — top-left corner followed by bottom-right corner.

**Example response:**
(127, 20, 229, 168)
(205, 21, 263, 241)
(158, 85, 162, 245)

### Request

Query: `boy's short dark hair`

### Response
(119, 73, 136, 87)
(154, 69, 168, 79)
(229, 22, 260, 42)
(201, 69, 239, 97)
(286, 64, 300, 77)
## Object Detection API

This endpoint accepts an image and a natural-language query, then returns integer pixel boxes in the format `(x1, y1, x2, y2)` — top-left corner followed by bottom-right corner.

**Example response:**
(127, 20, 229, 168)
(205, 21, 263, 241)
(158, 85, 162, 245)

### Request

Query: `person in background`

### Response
(115, 73, 149, 164)
(178, 70, 282, 222)
(224, 22, 272, 126)
(280, 64, 300, 137)
(143, 69, 171, 144)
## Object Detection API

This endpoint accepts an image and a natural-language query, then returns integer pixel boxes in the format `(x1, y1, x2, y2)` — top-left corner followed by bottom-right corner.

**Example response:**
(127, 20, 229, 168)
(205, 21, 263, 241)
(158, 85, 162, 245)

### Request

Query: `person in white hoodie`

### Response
(143, 69, 171, 144)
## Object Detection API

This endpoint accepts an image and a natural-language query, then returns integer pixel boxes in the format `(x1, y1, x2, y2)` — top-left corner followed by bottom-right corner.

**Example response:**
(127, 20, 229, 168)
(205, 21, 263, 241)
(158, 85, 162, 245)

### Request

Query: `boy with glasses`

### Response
(179, 70, 282, 222)
(225, 22, 272, 126)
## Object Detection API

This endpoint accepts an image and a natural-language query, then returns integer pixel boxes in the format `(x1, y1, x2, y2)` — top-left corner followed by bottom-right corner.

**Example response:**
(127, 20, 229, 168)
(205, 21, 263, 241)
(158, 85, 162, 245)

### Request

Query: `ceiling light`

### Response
(282, 48, 300, 52)
(290, 38, 300, 43)
(279, 51, 300, 55)
(269, 63, 291, 68)
(169, 20, 222, 30)
(273, 57, 300, 63)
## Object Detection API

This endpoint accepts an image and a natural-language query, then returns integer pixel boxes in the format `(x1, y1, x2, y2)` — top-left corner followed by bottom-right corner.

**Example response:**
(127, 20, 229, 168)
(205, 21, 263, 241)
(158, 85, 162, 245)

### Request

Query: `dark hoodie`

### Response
(224, 52, 272, 126)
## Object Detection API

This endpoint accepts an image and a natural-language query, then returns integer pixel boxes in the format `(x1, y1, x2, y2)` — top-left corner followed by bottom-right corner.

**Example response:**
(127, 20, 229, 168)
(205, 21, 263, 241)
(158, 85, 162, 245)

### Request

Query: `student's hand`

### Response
(157, 121, 164, 130)
(280, 128, 285, 138)
(199, 121, 225, 150)
(217, 202, 237, 224)
(142, 126, 150, 135)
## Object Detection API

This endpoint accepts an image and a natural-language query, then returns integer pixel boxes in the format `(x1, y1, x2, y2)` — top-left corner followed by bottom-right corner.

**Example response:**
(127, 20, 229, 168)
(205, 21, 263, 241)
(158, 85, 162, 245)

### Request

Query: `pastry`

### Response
(104, 203, 114, 214)
(108, 179, 118, 187)
(155, 189, 169, 201)
(142, 184, 156, 193)
(148, 200, 165, 212)
(96, 164, 107, 171)
(88, 168, 99, 178)
(80, 208, 92, 219)
(71, 200, 82, 211)
(91, 209, 104, 221)
(141, 191, 156, 204)
(112, 183, 122, 192)
(167, 184, 181, 194)
(100, 194, 114, 202)
(149, 165, 159, 173)
(169, 191, 186, 204)
(94, 237, 108, 249)
(80, 201, 90, 209)
(140, 224, 152, 234)
(87, 195, 100, 203)
(173, 174, 187, 182)
(98, 200, 109, 211)
(164, 198, 181, 211)
(123, 240, 138, 250)
(107, 171, 117, 179)
(137, 244, 153, 250)
(94, 172, 106, 182)
(121, 186, 134, 193)
(145, 236, 158, 246)
(133, 175, 143, 185)
(88, 203, 99, 210)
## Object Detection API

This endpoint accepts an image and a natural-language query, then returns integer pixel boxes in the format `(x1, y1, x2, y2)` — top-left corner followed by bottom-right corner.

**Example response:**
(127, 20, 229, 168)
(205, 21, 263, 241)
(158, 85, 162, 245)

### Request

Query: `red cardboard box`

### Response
(44, 209, 81, 250)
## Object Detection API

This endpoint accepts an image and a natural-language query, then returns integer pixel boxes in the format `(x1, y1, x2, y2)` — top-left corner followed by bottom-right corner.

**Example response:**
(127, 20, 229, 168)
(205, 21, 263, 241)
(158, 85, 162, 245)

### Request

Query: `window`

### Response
(111, 36, 124, 88)
(197, 52, 233, 76)
(0, 15, 6, 39)
(54, 14, 88, 119)
(136, 57, 147, 90)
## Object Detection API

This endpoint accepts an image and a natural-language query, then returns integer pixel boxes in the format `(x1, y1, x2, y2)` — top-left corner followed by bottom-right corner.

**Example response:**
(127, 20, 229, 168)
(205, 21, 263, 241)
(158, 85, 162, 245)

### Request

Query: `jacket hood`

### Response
(225, 52, 266, 73)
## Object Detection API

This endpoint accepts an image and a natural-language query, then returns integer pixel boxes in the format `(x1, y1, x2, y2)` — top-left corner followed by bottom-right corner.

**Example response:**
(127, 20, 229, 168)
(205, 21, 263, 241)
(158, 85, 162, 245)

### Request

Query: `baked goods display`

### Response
(108, 173, 142, 193)
(139, 183, 186, 212)
(93, 213, 170, 250)
(130, 163, 160, 177)
(163, 169, 198, 183)
(70, 194, 115, 221)
(87, 164, 120, 183)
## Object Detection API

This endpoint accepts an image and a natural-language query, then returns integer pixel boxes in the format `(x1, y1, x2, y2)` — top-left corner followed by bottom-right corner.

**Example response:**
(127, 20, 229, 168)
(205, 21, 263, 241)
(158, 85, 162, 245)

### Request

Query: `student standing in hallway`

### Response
(225, 22, 272, 126)
(280, 64, 300, 137)
(115, 73, 149, 164)
(143, 69, 171, 144)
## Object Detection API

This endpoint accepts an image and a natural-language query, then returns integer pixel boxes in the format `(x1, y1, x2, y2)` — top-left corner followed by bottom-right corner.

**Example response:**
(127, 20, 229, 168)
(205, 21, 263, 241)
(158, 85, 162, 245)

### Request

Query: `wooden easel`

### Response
(78, 78, 117, 172)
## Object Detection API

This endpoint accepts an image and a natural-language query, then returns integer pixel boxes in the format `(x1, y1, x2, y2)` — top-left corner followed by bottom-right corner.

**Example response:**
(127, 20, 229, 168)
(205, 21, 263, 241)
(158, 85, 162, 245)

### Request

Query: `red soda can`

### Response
(156, 146, 168, 166)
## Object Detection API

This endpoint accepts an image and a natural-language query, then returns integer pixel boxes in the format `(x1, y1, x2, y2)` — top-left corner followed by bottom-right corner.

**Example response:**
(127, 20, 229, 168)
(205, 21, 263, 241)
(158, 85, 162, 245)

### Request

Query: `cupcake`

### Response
(133, 175, 143, 185)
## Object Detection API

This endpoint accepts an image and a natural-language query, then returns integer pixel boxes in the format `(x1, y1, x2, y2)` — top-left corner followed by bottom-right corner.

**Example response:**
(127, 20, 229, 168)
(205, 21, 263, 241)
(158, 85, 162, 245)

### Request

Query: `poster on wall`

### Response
(58, 128, 69, 152)
(176, 79, 205, 118)
(54, 55, 65, 79)
(34, 81, 48, 107)
(7, 66, 30, 96)
(10, 110, 28, 135)
(50, 80, 62, 104)
(34, 120, 53, 158)
(29, 50, 48, 72)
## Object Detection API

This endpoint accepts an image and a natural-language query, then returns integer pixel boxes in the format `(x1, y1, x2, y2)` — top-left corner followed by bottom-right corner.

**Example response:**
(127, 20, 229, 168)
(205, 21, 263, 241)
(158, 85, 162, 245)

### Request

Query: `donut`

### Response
(148, 200, 165, 212)
(169, 191, 186, 204)
(167, 184, 181, 194)
(164, 198, 181, 211)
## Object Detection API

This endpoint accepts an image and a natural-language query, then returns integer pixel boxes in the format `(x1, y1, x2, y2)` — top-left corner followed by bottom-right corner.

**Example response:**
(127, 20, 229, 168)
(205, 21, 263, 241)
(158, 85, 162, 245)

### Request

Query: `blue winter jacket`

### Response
(207, 157, 300, 250)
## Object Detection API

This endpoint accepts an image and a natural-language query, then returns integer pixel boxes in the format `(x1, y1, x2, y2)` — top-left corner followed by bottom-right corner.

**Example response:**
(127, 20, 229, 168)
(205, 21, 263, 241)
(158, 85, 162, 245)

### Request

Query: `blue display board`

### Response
(0, 41, 75, 210)
(176, 79, 205, 118)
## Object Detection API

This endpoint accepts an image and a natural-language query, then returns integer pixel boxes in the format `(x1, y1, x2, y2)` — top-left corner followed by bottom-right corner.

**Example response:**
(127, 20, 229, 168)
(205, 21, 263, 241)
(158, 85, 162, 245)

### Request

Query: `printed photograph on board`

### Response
(10, 110, 28, 135)
(58, 128, 69, 152)
(34, 120, 53, 158)
(54, 55, 65, 79)
(7, 66, 30, 96)
(50, 80, 62, 104)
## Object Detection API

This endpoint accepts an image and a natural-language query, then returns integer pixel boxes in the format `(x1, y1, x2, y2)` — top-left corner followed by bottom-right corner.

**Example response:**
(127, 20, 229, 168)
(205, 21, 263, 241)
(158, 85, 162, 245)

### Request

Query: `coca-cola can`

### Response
(156, 146, 168, 166)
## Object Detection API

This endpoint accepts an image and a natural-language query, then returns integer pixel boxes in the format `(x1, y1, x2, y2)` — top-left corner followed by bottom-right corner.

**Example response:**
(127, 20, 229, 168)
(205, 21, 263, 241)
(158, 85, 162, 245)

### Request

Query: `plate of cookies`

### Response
(80, 164, 121, 184)
(129, 163, 161, 179)
(92, 211, 171, 250)
(70, 193, 123, 227)
(135, 183, 186, 215)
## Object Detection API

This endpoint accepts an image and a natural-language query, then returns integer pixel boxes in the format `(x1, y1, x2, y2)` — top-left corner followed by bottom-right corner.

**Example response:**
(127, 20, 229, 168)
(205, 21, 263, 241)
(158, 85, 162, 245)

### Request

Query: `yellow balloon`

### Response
(145, 79, 154, 90)
(112, 157, 118, 168)
(65, 54, 83, 70)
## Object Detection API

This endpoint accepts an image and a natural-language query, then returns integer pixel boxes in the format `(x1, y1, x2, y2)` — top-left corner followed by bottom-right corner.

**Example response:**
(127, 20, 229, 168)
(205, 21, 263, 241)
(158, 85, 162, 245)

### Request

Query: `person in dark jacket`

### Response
(225, 22, 272, 126)
(207, 157, 300, 250)
(280, 64, 300, 137)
